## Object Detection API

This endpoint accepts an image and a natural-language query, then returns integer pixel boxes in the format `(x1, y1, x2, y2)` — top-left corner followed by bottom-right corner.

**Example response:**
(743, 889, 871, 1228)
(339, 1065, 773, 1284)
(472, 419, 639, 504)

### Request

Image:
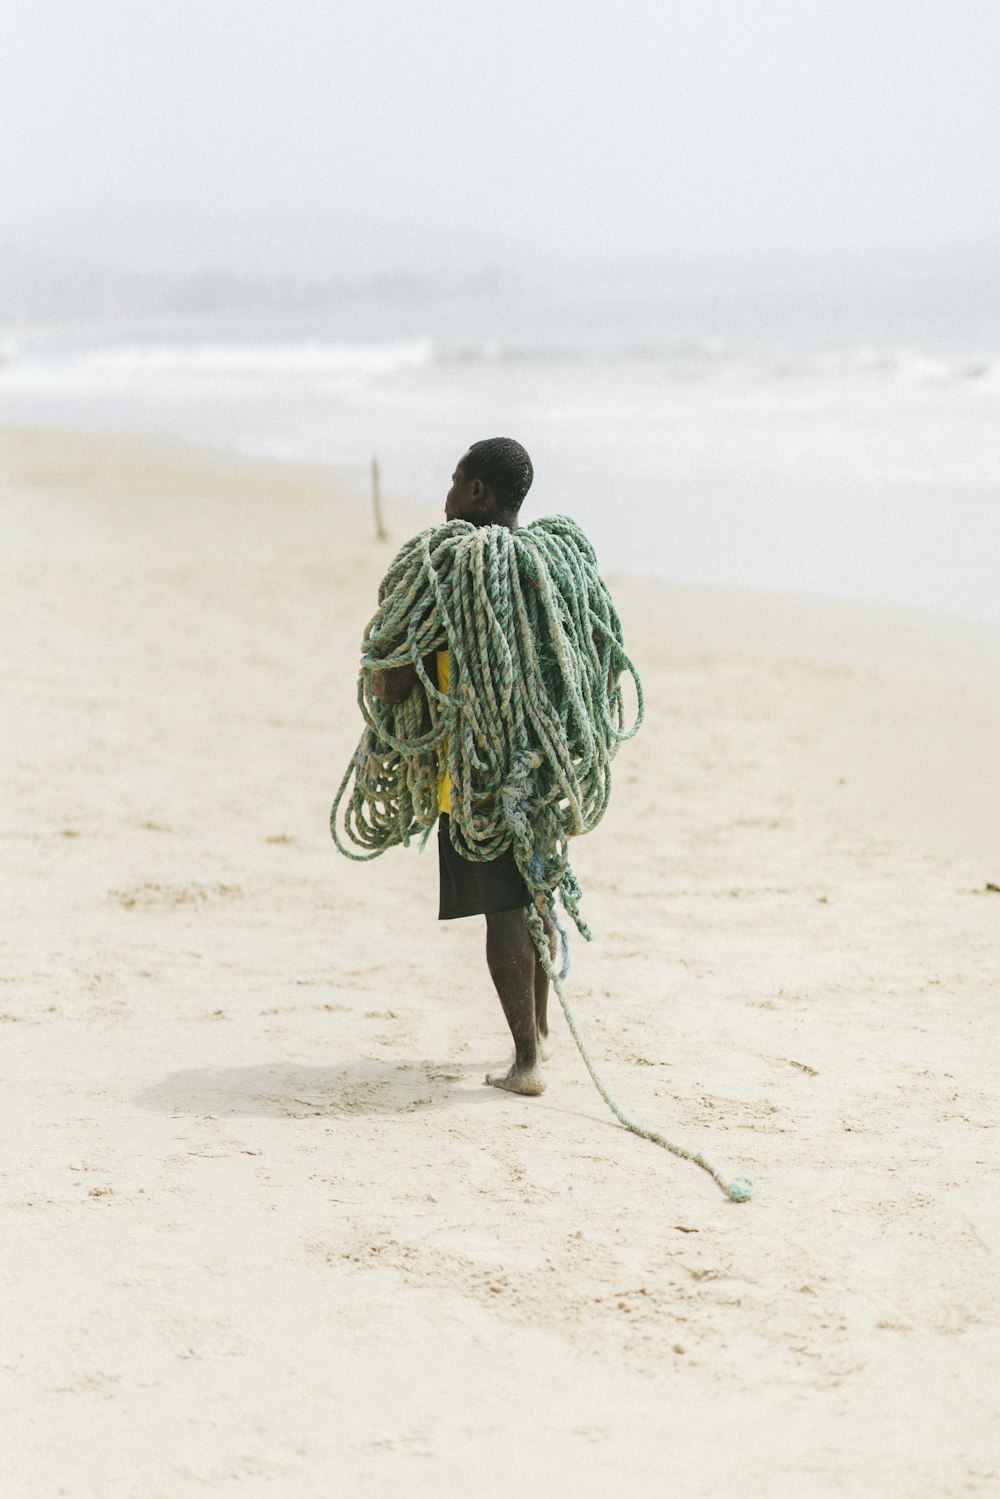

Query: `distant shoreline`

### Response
(4, 419, 1000, 871)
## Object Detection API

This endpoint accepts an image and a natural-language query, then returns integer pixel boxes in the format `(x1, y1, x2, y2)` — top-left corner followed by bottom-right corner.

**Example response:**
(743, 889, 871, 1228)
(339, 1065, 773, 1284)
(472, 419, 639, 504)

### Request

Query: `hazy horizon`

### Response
(4, 1, 999, 273)
(5, 201, 1000, 277)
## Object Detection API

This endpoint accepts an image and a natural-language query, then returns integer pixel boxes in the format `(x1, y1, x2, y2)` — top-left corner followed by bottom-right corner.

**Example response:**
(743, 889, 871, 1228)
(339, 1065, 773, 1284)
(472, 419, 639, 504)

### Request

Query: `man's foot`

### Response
(485, 1063, 547, 1096)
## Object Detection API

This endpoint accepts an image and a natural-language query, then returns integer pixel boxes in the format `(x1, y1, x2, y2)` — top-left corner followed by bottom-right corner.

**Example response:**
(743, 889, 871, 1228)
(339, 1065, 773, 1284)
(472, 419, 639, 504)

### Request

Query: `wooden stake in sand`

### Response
(371, 456, 389, 542)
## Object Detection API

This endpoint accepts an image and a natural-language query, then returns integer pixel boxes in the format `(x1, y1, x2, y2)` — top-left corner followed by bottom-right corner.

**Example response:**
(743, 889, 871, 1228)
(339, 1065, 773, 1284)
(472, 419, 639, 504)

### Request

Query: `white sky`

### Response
(3, 0, 999, 260)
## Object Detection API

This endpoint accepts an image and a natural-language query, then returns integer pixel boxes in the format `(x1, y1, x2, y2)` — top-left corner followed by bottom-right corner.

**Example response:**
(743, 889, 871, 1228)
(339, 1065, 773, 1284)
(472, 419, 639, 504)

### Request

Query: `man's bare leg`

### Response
(484, 907, 546, 1095)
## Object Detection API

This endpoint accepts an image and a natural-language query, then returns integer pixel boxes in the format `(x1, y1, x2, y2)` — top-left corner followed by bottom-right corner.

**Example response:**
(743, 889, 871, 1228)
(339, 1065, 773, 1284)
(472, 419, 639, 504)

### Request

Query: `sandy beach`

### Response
(4, 423, 1000, 1497)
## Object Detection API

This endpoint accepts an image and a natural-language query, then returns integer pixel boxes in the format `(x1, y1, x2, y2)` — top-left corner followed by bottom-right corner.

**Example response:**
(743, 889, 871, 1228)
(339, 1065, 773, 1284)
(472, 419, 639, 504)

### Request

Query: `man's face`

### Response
(445, 456, 486, 522)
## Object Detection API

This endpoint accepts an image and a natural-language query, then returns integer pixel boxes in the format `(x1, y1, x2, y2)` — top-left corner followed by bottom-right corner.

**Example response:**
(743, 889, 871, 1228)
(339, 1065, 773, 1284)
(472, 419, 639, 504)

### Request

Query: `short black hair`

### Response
(461, 437, 533, 514)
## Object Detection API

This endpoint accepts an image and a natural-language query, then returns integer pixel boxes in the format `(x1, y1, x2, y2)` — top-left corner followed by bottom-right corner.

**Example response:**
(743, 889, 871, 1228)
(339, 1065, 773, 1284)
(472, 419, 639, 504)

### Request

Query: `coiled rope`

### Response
(331, 516, 752, 1203)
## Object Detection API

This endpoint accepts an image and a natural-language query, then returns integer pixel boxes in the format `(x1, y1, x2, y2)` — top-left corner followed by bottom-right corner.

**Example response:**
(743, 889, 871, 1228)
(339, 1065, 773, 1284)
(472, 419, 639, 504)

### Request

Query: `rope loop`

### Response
(332, 516, 641, 909)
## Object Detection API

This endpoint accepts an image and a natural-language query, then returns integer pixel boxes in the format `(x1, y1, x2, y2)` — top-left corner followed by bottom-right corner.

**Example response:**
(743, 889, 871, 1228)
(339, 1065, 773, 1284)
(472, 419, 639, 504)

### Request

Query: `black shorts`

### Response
(437, 813, 530, 920)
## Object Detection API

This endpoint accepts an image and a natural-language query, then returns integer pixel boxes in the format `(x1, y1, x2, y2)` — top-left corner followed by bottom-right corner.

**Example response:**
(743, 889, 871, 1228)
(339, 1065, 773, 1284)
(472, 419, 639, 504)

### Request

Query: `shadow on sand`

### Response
(135, 1058, 470, 1119)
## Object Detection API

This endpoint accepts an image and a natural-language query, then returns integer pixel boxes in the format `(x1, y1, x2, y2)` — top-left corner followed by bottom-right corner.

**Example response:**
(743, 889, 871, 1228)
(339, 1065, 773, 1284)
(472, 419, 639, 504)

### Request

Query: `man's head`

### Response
(445, 437, 534, 528)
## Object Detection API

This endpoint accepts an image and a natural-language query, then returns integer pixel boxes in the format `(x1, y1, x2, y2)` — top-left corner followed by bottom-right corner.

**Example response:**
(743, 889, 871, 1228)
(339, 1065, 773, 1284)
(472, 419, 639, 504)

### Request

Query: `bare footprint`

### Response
(485, 1063, 547, 1097)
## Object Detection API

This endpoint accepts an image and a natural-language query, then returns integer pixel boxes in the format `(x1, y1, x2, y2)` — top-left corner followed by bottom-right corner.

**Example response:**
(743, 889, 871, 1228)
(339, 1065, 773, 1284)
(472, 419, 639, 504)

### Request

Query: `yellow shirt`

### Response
(436, 649, 451, 814)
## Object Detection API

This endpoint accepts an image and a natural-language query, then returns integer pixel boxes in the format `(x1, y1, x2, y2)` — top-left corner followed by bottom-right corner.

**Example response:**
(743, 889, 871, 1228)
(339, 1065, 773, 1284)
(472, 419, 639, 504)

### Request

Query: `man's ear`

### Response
(470, 478, 486, 505)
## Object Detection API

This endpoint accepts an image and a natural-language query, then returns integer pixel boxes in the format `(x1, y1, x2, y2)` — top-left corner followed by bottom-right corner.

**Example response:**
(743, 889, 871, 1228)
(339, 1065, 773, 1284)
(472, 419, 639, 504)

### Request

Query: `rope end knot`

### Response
(727, 1177, 753, 1203)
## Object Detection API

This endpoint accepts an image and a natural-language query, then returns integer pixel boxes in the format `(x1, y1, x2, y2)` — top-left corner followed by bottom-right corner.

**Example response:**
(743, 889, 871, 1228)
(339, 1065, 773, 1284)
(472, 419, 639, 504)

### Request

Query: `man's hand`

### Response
(371, 662, 419, 704)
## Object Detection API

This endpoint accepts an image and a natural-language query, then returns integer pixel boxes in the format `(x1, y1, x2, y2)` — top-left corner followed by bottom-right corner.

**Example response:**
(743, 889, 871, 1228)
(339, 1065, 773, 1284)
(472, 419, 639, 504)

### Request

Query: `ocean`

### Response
(2, 251, 999, 619)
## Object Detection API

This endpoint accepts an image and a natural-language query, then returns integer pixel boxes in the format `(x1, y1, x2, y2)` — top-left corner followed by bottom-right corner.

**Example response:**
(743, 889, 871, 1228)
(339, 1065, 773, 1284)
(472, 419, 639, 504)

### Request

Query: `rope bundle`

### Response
(331, 515, 752, 1203)
(331, 515, 642, 934)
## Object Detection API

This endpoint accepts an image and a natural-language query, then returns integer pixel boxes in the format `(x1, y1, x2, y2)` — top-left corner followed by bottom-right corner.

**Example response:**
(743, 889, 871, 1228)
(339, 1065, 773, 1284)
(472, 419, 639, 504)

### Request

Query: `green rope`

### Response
(526, 906, 751, 1202)
(331, 516, 752, 1203)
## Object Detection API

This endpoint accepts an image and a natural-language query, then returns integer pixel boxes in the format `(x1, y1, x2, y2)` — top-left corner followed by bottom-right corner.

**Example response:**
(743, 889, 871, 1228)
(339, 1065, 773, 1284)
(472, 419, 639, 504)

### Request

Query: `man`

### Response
(371, 437, 556, 1097)
(333, 447, 750, 1199)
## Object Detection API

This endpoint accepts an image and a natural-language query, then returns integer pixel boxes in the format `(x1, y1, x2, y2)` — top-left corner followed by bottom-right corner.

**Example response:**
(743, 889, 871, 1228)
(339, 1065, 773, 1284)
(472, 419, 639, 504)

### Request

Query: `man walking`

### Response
(333, 437, 638, 1098)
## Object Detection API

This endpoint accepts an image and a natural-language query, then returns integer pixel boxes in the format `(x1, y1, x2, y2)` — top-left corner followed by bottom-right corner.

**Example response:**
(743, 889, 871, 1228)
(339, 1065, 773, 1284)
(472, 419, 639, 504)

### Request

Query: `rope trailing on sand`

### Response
(331, 516, 752, 1203)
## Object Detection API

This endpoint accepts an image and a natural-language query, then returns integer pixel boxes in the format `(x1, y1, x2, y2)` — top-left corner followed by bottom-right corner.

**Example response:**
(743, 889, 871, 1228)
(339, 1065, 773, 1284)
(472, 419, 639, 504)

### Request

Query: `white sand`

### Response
(3, 425, 1000, 1497)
